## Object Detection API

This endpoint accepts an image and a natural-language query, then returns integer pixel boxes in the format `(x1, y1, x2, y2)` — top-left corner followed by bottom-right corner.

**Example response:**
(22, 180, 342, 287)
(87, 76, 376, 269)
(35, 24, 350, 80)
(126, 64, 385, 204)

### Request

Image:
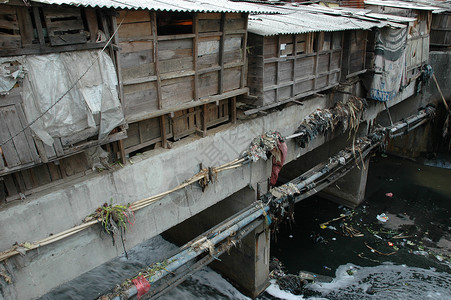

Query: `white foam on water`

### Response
(160, 267, 251, 300)
(265, 280, 305, 300)
(306, 262, 451, 299)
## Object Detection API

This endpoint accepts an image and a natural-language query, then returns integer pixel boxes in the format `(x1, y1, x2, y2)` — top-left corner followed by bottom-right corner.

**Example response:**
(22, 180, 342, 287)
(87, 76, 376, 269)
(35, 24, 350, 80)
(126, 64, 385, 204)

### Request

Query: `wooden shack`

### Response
(0, 0, 268, 203)
(245, 8, 378, 113)
(365, 0, 436, 82)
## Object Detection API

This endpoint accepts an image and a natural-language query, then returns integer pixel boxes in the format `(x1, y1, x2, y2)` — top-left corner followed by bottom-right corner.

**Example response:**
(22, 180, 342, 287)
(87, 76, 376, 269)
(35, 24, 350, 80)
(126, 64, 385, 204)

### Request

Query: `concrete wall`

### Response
(0, 95, 332, 299)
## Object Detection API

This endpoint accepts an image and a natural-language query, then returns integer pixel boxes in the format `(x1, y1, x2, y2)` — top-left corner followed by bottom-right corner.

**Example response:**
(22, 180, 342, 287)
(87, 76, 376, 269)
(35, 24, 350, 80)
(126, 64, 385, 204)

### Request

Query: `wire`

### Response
(0, 13, 128, 148)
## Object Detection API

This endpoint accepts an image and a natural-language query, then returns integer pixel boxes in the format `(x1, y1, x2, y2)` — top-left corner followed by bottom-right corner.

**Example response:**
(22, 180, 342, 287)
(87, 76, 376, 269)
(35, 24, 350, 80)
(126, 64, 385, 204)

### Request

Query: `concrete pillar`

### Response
(210, 222, 270, 298)
(321, 157, 370, 208)
(164, 184, 270, 298)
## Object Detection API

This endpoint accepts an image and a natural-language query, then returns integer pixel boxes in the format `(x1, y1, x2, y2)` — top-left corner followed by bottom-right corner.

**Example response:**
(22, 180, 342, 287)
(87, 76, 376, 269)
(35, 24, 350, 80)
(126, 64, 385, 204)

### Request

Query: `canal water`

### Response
(42, 153, 451, 300)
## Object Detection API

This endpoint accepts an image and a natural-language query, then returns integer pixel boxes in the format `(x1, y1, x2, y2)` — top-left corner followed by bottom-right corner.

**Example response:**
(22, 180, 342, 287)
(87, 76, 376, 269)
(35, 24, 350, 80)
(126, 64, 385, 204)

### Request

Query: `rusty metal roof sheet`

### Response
(30, 0, 278, 13)
(248, 7, 385, 36)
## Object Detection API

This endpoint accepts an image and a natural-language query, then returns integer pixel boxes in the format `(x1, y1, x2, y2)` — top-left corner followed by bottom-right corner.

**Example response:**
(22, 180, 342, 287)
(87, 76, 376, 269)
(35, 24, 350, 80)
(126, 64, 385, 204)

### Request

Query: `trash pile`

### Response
(244, 131, 285, 162)
(269, 257, 319, 296)
(243, 130, 288, 185)
(295, 96, 366, 148)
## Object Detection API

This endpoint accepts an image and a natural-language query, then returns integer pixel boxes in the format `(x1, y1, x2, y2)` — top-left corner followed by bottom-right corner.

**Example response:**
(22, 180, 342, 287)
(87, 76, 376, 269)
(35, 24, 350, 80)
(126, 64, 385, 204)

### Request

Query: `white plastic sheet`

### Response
(22, 50, 124, 146)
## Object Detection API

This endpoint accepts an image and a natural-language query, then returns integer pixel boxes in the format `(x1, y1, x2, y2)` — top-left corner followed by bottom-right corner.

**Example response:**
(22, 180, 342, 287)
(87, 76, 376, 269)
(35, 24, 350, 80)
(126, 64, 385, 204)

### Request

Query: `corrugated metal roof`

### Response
(30, 0, 278, 13)
(364, 12, 417, 22)
(248, 9, 385, 36)
(364, 0, 445, 11)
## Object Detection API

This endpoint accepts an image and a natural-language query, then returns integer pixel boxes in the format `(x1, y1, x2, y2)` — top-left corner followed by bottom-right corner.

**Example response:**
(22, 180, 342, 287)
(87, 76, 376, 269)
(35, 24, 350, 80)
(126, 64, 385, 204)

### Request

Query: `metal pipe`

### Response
(115, 206, 269, 299)
(111, 107, 436, 300)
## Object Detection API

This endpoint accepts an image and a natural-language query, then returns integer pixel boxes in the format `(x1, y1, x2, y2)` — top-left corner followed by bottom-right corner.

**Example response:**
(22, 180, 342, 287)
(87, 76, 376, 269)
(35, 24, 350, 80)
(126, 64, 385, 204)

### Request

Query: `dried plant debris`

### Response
(295, 97, 366, 148)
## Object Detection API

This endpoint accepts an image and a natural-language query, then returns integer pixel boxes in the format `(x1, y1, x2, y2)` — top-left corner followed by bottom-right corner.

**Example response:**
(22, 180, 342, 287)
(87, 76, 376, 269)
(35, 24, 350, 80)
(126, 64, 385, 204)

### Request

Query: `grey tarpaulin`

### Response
(22, 50, 124, 146)
(369, 27, 408, 102)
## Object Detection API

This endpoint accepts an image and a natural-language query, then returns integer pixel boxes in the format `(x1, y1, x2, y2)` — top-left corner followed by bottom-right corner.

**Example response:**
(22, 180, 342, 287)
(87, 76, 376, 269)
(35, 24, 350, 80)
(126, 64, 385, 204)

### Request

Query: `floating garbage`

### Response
(385, 192, 393, 197)
(376, 213, 389, 222)
(299, 272, 316, 281)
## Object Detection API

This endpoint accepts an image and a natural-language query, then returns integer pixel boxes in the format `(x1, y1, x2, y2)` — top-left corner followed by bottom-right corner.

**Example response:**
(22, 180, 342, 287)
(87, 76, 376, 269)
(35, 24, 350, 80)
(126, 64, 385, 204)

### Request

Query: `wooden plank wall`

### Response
(248, 31, 343, 107)
(430, 13, 451, 47)
(120, 11, 247, 124)
(0, 4, 105, 56)
(121, 98, 231, 152)
(406, 11, 431, 82)
(341, 30, 367, 80)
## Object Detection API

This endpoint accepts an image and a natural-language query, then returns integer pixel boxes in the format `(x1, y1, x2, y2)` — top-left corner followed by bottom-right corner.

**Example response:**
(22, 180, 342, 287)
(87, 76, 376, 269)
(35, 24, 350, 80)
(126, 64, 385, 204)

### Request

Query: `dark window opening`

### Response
(157, 12, 193, 35)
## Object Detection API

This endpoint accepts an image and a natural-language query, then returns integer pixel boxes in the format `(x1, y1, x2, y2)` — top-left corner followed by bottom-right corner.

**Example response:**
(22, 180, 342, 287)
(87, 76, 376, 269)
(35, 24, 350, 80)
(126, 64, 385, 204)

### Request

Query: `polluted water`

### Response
(42, 154, 451, 300)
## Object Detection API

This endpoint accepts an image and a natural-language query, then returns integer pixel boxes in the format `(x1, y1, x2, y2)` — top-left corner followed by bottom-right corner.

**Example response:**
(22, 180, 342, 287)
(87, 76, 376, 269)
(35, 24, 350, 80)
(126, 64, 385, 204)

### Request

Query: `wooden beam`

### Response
(276, 35, 280, 102)
(126, 87, 248, 124)
(151, 11, 163, 110)
(218, 14, 226, 94)
(32, 7, 45, 45)
(16, 7, 34, 46)
(240, 13, 249, 89)
(0, 42, 107, 57)
(244, 83, 337, 115)
(193, 13, 199, 101)
(313, 32, 320, 90)
(111, 15, 124, 104)
(362, 31, 367, 73)
(328, 40, 332, 86)
(84, 8, 98, 42)
(292, 34, 297, 98)
(202, 104, 207, 137)
(231, 96, 236, 124)
(160, 115, 167, 148)
(118, 139, 126, 164)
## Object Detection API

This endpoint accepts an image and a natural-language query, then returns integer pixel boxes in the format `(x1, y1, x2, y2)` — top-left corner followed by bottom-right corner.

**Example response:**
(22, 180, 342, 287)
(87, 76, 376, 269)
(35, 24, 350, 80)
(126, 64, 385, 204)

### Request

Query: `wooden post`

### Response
(218, 14, 226, 94)
(32, 7, 45, 45)
(160, 115, 167, 148)
(327, 43, 332, 86)
(292, 34, 297, 98)
(17, 7, 34, 46)
(240, 13, 249, 89)
(193, 13, 199, 101)
(276, 35, 281, 102)
(100, 12, 112, 57)
(152, 11, 163, 110)
(111, 15, 124, 103)
(313, 32, 321, 90)
(231, 96, 237, 124)
(362, 31, 367, 71)
(118, 140, 126, 164)
(202, 104, 207, 137)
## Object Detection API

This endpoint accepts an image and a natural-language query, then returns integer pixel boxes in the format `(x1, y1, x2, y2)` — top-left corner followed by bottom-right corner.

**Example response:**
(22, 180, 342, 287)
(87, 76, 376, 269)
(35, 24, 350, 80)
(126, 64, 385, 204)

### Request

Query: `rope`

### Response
(0, 156, 247, 262)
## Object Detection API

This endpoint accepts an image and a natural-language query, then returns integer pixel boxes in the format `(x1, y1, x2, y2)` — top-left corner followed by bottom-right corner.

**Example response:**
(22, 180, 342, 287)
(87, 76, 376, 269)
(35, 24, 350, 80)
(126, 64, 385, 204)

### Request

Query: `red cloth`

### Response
(270, 140, 287, 186)
(132, 276, 151, 300)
